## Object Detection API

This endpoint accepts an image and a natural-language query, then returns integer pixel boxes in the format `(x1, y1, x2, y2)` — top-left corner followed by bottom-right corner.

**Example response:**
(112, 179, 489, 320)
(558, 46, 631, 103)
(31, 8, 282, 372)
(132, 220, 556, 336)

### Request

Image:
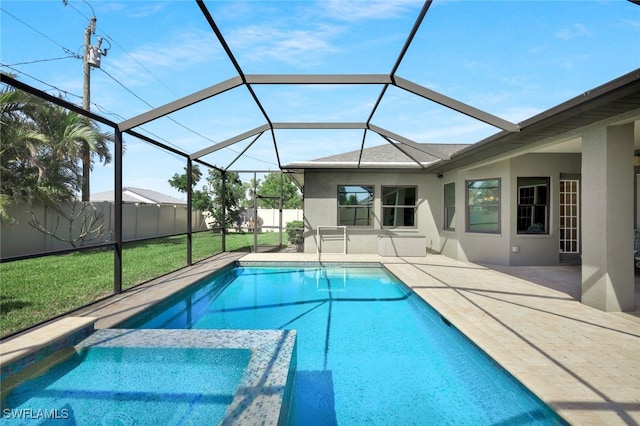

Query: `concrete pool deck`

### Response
(2, 252, 639, 425)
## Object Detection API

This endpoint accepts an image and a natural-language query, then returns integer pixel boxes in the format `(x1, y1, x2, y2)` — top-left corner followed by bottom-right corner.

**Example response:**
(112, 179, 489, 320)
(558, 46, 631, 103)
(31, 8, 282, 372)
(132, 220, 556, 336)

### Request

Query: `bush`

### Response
(286, 220, 304, 244)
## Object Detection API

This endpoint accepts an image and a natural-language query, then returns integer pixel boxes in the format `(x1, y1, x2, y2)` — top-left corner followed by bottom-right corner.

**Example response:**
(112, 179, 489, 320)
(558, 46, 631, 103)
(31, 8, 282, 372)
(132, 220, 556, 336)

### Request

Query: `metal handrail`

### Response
(316, 226, 347, 255)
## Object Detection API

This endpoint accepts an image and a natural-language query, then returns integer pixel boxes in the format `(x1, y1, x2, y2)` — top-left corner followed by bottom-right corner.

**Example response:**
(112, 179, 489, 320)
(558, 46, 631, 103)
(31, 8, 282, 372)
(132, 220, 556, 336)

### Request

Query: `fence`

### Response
(256, 208, 303, 231)
(1, 204, 304, 258)
(1, 202, 208, 259)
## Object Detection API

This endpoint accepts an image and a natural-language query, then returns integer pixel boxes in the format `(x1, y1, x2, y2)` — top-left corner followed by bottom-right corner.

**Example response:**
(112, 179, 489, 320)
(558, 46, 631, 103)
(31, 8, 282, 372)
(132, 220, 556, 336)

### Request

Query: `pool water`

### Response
(122, 264, 567, 425)
(1, 346, 251, 425)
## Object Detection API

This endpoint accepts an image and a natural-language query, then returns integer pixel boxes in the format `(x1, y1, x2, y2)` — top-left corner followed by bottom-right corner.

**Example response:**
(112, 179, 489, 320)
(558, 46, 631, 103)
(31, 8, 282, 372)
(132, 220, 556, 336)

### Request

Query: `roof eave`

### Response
(283, 160, 442, 170)
(424, 67, 640, 174)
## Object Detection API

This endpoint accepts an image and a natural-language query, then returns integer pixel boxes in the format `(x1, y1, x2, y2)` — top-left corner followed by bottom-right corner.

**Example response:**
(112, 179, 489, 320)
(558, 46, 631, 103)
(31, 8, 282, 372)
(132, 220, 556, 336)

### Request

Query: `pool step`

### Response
(0, 316, 97, 380)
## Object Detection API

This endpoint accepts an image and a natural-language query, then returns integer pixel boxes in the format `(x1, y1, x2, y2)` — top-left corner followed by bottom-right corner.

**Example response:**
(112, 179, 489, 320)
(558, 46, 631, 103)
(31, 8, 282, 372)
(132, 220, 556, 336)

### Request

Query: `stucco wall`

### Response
(302, 152, 590, 265)
(438, 153, 581, 266)
(302, 170, 441, 254)
(508, 153, 581, 266)
(440, 160, 512, 265)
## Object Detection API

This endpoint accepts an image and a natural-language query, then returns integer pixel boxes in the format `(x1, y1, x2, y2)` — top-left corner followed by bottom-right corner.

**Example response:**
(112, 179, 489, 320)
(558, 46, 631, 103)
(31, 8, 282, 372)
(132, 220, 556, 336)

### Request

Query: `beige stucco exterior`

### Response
(302, 152, 584, 267)
(303, 170, 441, 255)
(298, 113, 639, 312)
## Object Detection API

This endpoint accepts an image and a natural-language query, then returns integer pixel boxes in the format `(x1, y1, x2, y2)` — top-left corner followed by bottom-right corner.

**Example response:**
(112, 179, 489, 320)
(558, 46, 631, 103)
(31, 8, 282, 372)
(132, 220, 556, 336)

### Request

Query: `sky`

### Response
(1, 0, 639, 200)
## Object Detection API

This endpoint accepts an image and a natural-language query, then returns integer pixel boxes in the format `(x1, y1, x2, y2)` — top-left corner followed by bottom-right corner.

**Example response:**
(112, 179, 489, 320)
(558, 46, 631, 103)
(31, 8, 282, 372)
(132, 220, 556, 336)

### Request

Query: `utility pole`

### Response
(81, 14, 96, 201)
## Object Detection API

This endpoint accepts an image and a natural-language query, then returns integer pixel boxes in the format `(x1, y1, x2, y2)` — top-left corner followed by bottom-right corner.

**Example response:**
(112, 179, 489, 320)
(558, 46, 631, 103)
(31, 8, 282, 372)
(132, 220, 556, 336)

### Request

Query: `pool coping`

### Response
(0, 316, 97, 381)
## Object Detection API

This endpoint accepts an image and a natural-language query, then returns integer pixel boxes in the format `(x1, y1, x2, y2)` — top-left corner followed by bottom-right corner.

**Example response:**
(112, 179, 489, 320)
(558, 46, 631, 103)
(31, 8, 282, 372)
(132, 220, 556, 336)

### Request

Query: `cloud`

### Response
(622, 18, 640, 28)
(125, 3, 167, 19)
(554, 23, 591, 41)
(321, 0, 420, 22)
(228, 24, 342, 67)
(104, 29, 223, 87)
(95, 2, 166, 18)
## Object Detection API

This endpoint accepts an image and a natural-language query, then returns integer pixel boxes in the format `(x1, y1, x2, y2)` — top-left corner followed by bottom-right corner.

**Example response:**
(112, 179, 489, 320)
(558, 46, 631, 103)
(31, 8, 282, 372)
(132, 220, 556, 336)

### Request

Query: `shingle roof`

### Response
(287, 143, 470, 169)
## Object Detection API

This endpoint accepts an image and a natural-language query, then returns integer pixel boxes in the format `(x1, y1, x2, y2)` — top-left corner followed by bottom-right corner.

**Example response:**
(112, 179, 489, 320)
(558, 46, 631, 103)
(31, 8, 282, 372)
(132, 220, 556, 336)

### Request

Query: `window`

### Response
(443, 182, 455, 230)
(382, 186, 416, 227)
(338, 185, 373, 226)
(517, 177, 549, 234)
(467, 178, 500, 233)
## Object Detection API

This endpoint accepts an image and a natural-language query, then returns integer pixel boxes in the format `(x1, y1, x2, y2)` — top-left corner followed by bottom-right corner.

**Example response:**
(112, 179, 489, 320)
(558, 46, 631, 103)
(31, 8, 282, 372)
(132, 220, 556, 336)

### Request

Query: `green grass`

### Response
(0, 231, 282, 337)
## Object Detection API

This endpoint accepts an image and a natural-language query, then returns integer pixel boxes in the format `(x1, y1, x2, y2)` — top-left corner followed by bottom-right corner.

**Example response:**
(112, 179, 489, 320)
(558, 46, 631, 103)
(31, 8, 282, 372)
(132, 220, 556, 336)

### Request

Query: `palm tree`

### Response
(0, 83, 113, 221)
(0, 85, 48, 220)
(28, 103, 113, 201)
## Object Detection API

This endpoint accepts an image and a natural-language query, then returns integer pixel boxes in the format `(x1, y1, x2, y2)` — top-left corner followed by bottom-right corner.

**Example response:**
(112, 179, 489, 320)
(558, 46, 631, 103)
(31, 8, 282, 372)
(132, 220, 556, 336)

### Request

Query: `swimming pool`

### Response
(1, 328, 296, 425)
(2, 346, 250, 425)
(120, 263, 567, 425)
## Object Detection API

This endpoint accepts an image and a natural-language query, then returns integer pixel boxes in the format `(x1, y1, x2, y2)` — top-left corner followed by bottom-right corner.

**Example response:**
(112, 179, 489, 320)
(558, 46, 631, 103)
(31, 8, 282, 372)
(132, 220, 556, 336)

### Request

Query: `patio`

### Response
(3, 252, 638, 425)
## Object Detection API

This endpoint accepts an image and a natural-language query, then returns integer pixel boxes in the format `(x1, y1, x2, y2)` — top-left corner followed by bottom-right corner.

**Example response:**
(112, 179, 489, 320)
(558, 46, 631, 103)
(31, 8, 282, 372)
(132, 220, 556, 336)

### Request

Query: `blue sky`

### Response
(1, 0, 639, 199)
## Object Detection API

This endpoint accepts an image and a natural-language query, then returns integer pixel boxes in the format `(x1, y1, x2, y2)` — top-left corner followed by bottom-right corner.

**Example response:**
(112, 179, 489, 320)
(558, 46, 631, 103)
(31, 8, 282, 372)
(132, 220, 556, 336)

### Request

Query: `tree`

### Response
(0, 83, 113, 221)
(0, 86, 47, 221)
(29, 103, 113, 202)
(28, 199, 111, 247)
(242, 176, 261, 209)
(168, 164, 202, 193)
(167, 164, 213, 212)
(206, 169, 246, 229)
(256, 172, 302, 209)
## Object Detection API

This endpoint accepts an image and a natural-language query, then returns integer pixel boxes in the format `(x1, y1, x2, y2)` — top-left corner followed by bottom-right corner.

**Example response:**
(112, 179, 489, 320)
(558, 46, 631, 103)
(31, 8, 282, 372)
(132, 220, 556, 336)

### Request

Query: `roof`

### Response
(287, 143, 470, 169)
(91, 187, 186, 205)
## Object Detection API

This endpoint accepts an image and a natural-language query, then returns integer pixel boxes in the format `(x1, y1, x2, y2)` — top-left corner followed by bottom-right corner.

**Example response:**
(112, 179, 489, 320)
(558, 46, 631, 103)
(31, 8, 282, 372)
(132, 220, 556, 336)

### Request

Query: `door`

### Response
(559, 178, 581, 263)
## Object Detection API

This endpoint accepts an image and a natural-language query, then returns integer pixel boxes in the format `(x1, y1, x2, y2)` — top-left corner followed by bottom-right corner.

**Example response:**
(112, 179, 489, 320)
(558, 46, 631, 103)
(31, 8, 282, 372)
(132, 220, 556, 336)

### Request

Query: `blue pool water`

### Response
(2, 347, 251, 425)
(121, 264, 567, 425)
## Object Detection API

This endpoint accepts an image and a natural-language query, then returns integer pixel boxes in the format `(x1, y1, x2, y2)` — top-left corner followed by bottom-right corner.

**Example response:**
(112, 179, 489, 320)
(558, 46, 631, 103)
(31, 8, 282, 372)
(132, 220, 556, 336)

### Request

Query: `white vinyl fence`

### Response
(256, 208, 303, 231)
(1, 203, 303, 258)
(1, 202, 208, 258)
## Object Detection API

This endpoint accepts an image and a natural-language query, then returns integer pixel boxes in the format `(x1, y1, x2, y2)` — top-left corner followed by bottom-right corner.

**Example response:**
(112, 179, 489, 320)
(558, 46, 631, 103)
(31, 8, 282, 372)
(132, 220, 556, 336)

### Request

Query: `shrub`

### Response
(285, 220, 304, 244)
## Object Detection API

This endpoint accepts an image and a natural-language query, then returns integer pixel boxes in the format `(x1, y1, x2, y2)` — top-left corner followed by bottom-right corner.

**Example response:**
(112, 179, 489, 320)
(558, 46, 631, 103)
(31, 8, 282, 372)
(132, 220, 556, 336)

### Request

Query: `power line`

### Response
(65, 0, 180, 98)
(3, 56, 79, 67)
(62, 0, 276, 166)
(98, 67, 277, 167)
(0, 7, 78, 57)
(5, 1, 277, 168)
(0, 63, 82, 101)
(1, 64, 194, 162)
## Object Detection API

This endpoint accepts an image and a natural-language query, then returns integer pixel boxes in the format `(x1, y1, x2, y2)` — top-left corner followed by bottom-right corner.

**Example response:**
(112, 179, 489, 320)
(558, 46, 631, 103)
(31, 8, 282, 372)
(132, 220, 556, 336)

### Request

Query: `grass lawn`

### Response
(1, 231, 282, 337)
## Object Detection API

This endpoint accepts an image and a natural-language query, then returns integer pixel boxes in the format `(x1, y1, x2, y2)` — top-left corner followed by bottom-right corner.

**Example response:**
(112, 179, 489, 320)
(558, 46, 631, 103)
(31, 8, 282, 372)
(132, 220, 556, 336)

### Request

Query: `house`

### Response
(284, 69, 640, 313)
(91, 187, 186, 205)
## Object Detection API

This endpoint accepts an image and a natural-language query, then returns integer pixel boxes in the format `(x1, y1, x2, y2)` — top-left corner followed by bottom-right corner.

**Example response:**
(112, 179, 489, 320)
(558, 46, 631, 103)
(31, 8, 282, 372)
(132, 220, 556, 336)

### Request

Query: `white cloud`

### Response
(125, 3, 167, 19)
(622, 18, 640, 28)
(95, 2, 166, 18)
(321, 0, 420, 22)
(228, 24, 342, 67)
(555, 23, 591, 41)
(103, 29, 223, 87)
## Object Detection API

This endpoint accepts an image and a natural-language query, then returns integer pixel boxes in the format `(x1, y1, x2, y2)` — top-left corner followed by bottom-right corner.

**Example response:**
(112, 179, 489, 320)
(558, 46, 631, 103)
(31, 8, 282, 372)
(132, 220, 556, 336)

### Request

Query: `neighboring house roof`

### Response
(287, 143, 471, 169)
(91, 187, 186, 204)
